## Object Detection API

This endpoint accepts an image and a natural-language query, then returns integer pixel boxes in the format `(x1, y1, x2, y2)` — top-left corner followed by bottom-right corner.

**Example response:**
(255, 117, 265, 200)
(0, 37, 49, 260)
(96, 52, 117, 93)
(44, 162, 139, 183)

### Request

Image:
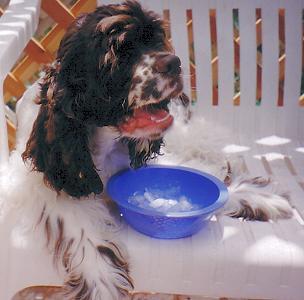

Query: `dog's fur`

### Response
(0, 1, 293, 300)
(22, 1, 180, 198)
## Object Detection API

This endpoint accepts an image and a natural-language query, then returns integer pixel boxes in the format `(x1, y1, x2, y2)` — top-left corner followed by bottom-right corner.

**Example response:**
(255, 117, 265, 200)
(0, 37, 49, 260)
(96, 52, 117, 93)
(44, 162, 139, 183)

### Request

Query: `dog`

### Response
(7, 1, 184, 299)
(0, 1, 293, 300)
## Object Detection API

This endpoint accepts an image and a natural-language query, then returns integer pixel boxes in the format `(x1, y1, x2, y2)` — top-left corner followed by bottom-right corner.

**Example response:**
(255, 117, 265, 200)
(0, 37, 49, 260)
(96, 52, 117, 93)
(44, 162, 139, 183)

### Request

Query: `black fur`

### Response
(22, 1, 173, 198)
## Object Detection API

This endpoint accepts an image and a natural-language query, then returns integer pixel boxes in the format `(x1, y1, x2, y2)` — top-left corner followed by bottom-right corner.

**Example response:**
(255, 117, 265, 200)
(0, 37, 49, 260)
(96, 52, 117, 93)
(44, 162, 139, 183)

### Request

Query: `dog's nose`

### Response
(153, 54, 181, 74)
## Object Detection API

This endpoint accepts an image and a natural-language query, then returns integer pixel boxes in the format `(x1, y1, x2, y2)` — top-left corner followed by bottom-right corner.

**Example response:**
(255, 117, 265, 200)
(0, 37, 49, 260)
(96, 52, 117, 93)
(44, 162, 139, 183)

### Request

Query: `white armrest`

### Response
(0, 0, 40, 165)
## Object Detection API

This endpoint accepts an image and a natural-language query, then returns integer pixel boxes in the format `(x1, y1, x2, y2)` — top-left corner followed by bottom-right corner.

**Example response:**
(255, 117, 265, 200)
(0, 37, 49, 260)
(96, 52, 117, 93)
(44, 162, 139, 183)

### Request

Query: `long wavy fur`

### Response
(22, 0, 168, 198)
(16, 1, 172, 299)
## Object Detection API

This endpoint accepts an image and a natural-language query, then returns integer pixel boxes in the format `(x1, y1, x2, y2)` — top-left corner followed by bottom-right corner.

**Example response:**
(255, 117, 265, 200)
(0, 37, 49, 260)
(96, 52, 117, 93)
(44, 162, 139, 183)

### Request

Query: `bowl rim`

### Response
(106, 164, 229, 218)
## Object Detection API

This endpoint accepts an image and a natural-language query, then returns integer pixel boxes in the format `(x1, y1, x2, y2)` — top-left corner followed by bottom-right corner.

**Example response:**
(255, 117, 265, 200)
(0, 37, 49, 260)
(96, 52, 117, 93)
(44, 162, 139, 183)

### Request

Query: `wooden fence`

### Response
(1, 0, 303, 150)
(1, 0, 96, 150)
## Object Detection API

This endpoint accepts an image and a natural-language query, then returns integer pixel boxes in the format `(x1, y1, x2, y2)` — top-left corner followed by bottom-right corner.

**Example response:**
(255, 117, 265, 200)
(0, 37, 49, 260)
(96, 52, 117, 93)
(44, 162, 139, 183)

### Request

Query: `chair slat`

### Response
(277, 3, 302, 139)
(258, 142, 304, 218)
(0, 0, 40, 165)
(216, 2, 235, 131)
(168, 0, 191, 99)
(97, 0, 121, 5)
(192, 0, 213, 116)
(41, 0, 75, 29)
(259, 2, 280, 138)
(237, 3, 259, 142)
(140, 0, 164, 15)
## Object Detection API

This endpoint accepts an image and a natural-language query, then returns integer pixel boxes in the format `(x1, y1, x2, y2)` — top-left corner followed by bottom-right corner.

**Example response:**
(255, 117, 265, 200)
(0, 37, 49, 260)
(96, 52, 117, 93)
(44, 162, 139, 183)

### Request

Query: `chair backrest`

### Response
(99, 0, 304, 142)
(1, 0, 303, 166)
(0, 0, 40, 165)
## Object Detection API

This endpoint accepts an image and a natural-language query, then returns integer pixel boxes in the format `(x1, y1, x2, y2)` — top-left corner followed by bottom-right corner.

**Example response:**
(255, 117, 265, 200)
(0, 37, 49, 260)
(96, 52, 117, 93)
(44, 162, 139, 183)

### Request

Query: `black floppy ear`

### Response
(22, 109, 103, 198)
(22, 16, 104, 198)
(22, 66, 103, 198)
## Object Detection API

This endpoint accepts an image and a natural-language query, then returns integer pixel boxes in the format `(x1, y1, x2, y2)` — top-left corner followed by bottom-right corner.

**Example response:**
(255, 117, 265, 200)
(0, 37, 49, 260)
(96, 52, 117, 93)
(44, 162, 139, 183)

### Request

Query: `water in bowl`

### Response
(128, 187, 199, 213)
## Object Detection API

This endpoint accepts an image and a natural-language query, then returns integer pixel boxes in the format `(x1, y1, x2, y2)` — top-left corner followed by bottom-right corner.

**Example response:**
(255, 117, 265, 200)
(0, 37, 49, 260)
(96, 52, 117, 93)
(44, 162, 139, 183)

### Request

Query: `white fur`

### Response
(2, 83, 131, 300)
(157, 103, 231, 179)
(15, 81, 40, 153)
(0, 83, 293, 300)
(90, 126, 130, 183)
(224, 177, 293, 220)
(0, 153, 130, 299)
(157, 102, 293, 221)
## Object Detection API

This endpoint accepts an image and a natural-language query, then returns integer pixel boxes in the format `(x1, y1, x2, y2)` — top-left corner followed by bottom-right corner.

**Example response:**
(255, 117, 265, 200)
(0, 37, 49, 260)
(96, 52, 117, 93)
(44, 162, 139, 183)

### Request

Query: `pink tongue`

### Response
(133, 108, 168, 121)
(119, 108, 172, 133)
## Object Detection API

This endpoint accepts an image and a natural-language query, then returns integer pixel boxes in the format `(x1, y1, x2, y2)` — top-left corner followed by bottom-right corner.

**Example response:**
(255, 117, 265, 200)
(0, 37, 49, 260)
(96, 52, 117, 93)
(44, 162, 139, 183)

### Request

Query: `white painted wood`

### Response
(0, 80, 8, 165)
(216, 2, 235, 131)
(277, 2, 302, 140)
(1, 1, 304, 300)
(258, 140, 304, 218)
(237, 2, 259, 142)
(0, 0, 40, 166)
(259, 1, 279, 139)
(167, 0, 191, 100)
(229, 135, 304, 299)
(299, 109, 304, 144)
(0, 217, 61, 300)
(140, 0, 164, 15)
(192, 0, 213, 115)
(287, 141, 304, 178)
(97, 0, 121, 5)
(122, 217, 304, 300)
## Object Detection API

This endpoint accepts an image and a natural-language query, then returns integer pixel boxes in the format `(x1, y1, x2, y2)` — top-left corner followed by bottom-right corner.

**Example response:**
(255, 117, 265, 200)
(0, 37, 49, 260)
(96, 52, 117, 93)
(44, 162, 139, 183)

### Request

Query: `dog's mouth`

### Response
(118, 99, 173, 140)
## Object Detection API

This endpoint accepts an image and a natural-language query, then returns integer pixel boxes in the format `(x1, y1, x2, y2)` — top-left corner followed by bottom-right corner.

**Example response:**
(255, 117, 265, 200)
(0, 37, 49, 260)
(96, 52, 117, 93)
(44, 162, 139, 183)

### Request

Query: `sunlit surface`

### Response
(9, 0, 26, 4)
(222, 225, 239, 241)
(1, 21, 27, 27)
(244, 236, 304, 265)
(296, 147, 304, 154)
(254, 152, 285, 161)
(0, 30, 19, 36)
(256, 135, 291, 146)
(222, 144, 250, 154)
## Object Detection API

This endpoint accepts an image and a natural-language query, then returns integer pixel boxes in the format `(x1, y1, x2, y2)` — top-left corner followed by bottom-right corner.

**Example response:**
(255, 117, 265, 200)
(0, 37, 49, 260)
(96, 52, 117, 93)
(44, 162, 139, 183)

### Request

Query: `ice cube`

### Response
(144, 191, 155, 202)
(179, 196, 193, 210)
(149, 198, 167, 208)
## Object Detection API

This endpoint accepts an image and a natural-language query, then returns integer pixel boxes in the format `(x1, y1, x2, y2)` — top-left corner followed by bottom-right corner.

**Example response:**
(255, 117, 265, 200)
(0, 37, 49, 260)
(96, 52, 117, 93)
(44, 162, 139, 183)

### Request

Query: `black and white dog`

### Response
(0, 1, 292, 299)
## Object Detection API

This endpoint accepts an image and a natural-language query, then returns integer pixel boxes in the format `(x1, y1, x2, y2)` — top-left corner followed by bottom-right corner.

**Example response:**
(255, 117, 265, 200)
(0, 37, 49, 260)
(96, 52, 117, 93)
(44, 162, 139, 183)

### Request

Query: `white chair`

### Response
(1, 1, 304, 299)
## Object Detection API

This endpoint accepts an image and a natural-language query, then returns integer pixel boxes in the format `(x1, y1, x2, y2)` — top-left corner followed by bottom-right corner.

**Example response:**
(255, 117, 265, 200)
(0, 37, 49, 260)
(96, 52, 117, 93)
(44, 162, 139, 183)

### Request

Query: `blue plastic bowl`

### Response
(106, 165, 228, 239)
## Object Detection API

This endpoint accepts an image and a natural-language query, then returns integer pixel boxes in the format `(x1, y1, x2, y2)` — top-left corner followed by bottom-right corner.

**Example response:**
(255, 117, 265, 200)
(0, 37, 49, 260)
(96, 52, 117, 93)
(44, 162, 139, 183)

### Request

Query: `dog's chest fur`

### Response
(90, 127, 130, 184)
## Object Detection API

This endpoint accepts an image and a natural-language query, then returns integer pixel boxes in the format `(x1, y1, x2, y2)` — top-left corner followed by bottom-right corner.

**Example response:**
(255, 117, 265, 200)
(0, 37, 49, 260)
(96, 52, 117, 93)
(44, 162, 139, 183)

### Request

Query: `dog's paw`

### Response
(222, 176, 293, 221)
(35, 196, 133, 300)
(226, 197, 293, 221)
(63, 240, 133, 300)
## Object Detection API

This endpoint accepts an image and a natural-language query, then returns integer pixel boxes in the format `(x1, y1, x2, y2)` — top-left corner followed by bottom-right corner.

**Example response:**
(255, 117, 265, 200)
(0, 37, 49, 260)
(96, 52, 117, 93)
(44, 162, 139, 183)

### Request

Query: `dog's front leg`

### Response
(37, 195, 133, 300)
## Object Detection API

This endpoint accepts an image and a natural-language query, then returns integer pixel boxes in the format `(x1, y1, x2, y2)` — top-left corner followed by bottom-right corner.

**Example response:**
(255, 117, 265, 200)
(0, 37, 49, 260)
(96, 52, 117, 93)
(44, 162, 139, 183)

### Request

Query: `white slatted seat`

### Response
(1, 1, 304, 299)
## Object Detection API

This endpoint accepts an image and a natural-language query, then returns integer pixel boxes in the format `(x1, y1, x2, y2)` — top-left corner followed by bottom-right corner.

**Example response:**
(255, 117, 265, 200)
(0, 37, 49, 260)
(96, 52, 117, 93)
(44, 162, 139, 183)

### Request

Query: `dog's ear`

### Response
(22, 66, 103, 198)
(22, 15, 104, 198)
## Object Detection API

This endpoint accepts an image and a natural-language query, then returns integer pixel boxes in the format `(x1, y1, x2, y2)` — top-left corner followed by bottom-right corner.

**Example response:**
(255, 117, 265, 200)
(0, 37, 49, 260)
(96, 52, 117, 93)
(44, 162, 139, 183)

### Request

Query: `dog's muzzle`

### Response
(153, 53, 182, 75)
(119, 52, 183, 140)
(118, 103, 174, 139)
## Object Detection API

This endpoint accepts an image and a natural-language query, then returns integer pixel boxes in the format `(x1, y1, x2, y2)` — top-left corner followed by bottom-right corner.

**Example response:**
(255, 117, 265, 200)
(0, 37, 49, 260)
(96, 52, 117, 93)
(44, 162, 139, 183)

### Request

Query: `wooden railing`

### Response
(2, 0, 303, 151)
(0, 0, 40, 164)
(1, 0, 96, 150)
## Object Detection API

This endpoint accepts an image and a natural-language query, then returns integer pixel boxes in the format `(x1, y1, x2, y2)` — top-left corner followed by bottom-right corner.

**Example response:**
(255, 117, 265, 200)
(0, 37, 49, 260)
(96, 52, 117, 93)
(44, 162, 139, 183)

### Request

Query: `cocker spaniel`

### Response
(0, 1, 293, 300)
(15, 1, 185, 299)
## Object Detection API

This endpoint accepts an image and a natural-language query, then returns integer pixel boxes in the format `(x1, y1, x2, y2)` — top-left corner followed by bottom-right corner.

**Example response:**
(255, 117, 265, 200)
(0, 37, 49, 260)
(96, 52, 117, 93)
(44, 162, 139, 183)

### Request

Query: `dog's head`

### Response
(22, 0, 184, 198)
